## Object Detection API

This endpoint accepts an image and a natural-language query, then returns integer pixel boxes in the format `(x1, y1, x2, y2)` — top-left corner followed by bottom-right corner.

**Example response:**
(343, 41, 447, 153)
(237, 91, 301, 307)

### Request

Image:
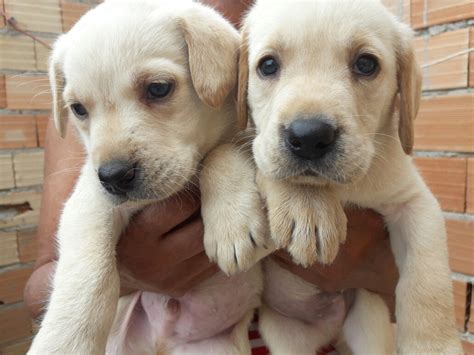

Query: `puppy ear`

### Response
(179, 5, 240, 109)
(237, 26, 249, 130)
(49, 38, 68, 138)
(397, 26, 422, 155)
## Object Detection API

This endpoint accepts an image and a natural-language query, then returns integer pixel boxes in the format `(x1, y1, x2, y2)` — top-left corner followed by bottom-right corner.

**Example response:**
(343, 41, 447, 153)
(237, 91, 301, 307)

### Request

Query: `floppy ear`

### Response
(397, 27, 422, 155)
(48, 38, 68, 138)
(179, 5, 240, 109)
(237, 26, 250, 130)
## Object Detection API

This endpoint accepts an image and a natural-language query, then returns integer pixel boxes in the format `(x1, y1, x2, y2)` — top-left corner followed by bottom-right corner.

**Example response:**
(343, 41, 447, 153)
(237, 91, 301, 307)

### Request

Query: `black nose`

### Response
(284, 117, 337, 160)
(98, 161, 137, 195)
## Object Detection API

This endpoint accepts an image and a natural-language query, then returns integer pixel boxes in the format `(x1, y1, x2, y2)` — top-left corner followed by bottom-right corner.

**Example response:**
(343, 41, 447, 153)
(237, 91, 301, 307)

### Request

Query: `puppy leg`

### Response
(259, 304, 337, 355)
(29, 164, 123, 354)
(257, 172, 346, 266)
(201, 142, 273, 275)
(338, 289, 394, 355)
(386, 189, 462, 354)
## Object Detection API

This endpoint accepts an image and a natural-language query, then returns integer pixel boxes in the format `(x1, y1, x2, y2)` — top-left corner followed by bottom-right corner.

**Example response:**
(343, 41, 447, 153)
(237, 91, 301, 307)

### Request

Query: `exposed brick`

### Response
(468, 158, 474, 214)
(5, 75, 51, 110)
(414, 29, 470, 91)
(381, 0, 411, 24)
(0, 303, 32, 344)
(61, 0, 90, 32)
(446, 219, 474, 275)
(4, 0, 63, 33)
(452, 280, 467, 331)
(13, 150, 45, 187)
(470, 27, 474, 87)
(0, 0, 5, 28)
(0, 339, 32, 355)
(34, 37, 53, 72)
(0, 115, 37, 149)
(0, 266, 33, 305)
(0, 75, 6, 108)
(0, 190, 42, 228)
(414, 157, 467, 212)
(0, 33, 36, 71)
(35, 115, 49, 147)
(0, 153, 14, 190)
(17, 228, 37, 263)
(412, 0, 474, 29)
(0, 232, 19, 267)
(414, 94, 474, 152)
(464, 340, 474, 355)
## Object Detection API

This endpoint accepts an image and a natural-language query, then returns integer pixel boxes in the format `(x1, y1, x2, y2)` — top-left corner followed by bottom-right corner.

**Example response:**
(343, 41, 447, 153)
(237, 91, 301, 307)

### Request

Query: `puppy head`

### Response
(239, 0, 421, 186)
(49, 0, 239, 203)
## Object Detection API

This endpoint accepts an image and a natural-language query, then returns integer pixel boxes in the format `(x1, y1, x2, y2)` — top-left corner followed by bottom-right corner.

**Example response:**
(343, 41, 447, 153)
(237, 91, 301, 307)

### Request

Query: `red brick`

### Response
(0, 191, 42, 229)
(0, 115, 37, 149)
(0, 303, 32, 344)
(452, 280, 467, 331)
(17, 229, 37, 263)
(0, 153, 14, 190)
(414, 157, 467, 212)
(446, 219, 474, 275)
(470, 28, 474, 87)
(0, 266, 33, 305)
(4, 0, 62, 33)
(414, 29, 469, 91)
(411, 0, 474, 29)
(468, 158, 474, 214)
(464, 340, 474, 355)
(61, 0, 90, 32)
(35, 115, 49, 147)
(0, 75, 6, 108)
(414, 94, 474, 152)
(0, 0, 5, 28)
(0, 232, 19, 267)
(5, 75, 51, 110)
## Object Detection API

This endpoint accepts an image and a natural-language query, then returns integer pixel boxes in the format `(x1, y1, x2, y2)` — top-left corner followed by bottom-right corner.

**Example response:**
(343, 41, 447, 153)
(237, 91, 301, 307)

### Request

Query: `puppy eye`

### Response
(146, 81, 173, 100)
(258, 56, 280, 77)
(353, 54, 379, 76)
(70, 103, 89, 119)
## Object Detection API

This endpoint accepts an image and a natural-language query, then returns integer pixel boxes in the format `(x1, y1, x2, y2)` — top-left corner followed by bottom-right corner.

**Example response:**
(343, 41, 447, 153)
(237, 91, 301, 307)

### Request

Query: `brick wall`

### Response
(0, 0, 472, 353)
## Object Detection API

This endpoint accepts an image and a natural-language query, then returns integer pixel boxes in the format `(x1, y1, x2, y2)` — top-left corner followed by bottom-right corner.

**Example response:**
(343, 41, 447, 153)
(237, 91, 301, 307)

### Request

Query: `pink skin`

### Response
(107, 271, 261, 354)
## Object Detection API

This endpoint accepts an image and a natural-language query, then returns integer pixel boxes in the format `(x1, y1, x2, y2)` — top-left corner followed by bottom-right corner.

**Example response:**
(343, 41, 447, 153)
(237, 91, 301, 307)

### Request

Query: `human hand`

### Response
(117, 190, 218, 297)
(273, 208, 398, 317)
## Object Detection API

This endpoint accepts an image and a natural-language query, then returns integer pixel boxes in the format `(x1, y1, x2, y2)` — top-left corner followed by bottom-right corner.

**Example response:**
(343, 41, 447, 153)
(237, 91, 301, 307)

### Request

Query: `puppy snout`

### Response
(98, 160, 138, 195)
(284, 117, 337, 160)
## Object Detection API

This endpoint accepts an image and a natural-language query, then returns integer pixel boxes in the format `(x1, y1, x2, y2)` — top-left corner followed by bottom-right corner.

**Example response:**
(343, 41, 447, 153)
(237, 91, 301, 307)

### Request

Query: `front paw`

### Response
(267, 189, 347, 266)
(203, 191, 269, 275)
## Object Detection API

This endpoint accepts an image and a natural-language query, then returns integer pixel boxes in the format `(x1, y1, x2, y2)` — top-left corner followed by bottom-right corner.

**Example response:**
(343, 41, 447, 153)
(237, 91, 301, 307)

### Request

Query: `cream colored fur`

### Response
(216, 0, 461, 353)
(28, 0, 265, 353)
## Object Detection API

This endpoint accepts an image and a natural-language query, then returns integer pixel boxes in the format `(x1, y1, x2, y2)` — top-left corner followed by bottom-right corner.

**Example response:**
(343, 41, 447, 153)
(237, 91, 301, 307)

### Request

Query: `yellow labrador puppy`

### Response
(231, 0, 462, 353)
(28, 0, 267, 354)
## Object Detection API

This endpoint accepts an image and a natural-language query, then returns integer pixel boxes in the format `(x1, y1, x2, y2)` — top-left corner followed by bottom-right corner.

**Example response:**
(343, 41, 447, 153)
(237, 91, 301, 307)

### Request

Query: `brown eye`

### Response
(71, 103, 88, 119)
(146, 81, 173, 100)
(353, 54, 379, 76)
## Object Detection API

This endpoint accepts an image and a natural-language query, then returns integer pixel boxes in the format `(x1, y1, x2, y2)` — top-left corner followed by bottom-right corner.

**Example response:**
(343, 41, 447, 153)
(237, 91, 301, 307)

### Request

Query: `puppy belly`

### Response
(107, 268, 262, 354)
(263, 259, 346, 331)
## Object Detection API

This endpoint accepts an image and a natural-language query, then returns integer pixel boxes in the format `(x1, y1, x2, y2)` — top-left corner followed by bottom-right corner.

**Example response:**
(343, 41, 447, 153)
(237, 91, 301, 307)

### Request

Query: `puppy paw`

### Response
(202, 189, 269, 275)
(265, 184, 346, 267)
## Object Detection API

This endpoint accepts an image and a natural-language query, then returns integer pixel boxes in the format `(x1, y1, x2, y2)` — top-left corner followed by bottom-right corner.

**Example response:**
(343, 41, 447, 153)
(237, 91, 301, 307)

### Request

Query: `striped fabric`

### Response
(249, 314, 336, 355)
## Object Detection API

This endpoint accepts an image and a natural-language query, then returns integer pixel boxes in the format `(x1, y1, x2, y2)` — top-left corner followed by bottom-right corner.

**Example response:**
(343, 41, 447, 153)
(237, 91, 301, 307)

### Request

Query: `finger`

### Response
(155, 252, 217, 295)
(126, 189, 201, 238)
(172, 263, 219, 297)
(154, 216, 205, 265)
